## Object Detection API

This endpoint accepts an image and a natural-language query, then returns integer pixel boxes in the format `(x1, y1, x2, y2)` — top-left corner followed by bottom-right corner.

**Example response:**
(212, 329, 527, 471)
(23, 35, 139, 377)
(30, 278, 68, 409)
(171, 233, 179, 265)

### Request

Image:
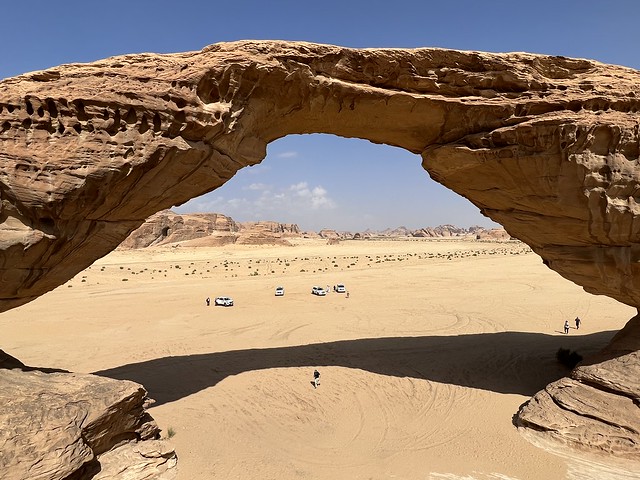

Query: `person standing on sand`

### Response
(206, 297, 210, 307)
(575, 317, 581, 329)
(313, 369, 321, 388)
(564, 320, 570, 334)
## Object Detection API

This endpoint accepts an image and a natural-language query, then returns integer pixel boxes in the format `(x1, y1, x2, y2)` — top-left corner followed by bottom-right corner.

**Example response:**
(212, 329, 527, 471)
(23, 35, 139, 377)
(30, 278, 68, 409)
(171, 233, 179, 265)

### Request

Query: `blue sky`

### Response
(3, 1, 639, 231)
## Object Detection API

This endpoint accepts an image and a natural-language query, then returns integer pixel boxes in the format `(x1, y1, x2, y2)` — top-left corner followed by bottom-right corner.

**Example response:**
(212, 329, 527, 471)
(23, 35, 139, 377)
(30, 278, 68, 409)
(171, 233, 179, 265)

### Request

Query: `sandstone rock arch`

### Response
(1, 41, 639, 472)
(2, 40, 640, 313)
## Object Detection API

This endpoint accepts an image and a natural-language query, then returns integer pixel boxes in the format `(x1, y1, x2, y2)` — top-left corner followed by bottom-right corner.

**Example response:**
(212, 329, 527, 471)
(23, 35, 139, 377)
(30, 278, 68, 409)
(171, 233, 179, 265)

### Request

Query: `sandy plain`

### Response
(1, 238, 638, 480)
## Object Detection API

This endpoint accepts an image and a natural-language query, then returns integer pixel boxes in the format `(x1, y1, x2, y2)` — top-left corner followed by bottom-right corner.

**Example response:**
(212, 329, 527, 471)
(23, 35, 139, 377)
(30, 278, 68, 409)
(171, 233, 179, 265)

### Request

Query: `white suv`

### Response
(334, 284, 346, 293)
(214, 296, 234, 306)
(311, 286, 326, 296)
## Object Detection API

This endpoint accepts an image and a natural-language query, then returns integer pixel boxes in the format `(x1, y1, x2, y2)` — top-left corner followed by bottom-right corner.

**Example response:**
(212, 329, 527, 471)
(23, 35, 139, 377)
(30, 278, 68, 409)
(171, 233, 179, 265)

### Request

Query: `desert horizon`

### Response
(2, 237, 638, 479)
(118, 209, 511, 252)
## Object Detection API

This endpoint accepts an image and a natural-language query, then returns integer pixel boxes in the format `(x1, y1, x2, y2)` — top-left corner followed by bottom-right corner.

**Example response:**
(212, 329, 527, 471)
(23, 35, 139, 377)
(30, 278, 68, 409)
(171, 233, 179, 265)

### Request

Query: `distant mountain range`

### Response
(119, 210, 511, 249)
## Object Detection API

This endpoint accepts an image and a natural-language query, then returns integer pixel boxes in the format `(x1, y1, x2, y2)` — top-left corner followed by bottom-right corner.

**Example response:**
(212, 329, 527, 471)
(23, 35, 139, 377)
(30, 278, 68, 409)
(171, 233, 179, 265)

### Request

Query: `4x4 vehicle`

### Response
(214, 296, 234, 307)
(311, 286, 326, 296)
(334, 284, 346, 293)
(275, 286, 285, 296)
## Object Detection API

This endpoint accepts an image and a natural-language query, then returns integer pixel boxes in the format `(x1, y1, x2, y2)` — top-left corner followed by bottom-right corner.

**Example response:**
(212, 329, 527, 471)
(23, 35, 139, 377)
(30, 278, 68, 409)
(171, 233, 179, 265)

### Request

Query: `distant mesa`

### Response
(118, 210, 239, 248)
(118, 210, 298, 248)
(119, 210, 510, 249)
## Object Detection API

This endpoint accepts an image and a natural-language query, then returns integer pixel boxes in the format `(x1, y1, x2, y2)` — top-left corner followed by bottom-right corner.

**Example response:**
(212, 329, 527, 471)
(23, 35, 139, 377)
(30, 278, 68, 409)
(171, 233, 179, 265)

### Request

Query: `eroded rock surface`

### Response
(118, 210, 238, 248)
(1, 40, 640, 311)
(517, 314, 640, 459)
(0, 351, 176, 480)
(1, 41, 640, 469)
(119, 209, 299, 247)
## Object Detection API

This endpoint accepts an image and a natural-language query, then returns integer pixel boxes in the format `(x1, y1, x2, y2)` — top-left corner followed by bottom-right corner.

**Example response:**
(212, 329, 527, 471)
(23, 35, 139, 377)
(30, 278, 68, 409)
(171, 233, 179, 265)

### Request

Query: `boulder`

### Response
(0, 351, 176, 480)
(517, 314, 640, 458)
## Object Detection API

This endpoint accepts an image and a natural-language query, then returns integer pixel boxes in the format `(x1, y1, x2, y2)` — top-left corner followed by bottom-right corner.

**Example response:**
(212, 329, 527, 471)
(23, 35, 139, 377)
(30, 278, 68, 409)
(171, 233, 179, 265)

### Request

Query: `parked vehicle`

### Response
(334, 284, 346, 293)
(311, 286, 327, 296)
(214, 296, 234, 307)
(275, 286, 285, 296)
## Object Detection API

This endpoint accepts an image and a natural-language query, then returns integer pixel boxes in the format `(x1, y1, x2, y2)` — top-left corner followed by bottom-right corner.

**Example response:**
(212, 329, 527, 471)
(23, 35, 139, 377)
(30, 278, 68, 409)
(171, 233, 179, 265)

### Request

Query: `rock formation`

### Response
(118, 210, 238, 249)
(119, 210, 505, 247)
(119, 210, 298, 248)
(517, 314, 640, 459)
(1, 40, 640, 473)
(238, 220, 300, 235)
(235, 220, 298, 245)
(2, 41, 639, 310)
(0, 350, 177, 480)
(318, 228, 341, 240)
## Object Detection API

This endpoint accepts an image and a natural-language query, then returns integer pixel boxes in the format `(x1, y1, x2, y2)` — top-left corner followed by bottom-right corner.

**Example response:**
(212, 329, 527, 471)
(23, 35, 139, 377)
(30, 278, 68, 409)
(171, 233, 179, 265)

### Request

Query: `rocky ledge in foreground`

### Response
(0, 351, 177, 480)
(517, 314, 640, 460)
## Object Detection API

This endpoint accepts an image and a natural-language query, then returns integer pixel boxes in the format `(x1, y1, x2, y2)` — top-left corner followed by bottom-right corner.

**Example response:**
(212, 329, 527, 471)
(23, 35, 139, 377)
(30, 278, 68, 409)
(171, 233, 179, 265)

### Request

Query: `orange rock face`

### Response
(118, 210, 239, 249)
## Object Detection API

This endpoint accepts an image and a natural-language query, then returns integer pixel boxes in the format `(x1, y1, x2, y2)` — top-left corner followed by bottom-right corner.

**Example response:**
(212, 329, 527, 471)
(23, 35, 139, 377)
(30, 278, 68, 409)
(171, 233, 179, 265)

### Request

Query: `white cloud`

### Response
(227, 197, 251, 209)
(290, 181, 309, 193)
(310, 186, 334, 208)
(174, 180, 336, 227)
(244, 182, 270, 191)
(276, 151, 298, 159)
(289, 182, 335, 209)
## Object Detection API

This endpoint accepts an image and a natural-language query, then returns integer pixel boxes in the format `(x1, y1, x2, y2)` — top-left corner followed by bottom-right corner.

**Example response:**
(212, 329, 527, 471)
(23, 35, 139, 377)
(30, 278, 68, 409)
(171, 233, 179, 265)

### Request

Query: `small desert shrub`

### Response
(167, 427, 176, 439)
(556, 347, 583, 369)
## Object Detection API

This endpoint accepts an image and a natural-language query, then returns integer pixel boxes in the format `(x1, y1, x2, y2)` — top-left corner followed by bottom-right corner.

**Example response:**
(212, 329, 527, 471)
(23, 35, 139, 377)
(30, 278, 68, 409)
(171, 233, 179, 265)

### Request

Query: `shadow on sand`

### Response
(93, 330, 618, 407)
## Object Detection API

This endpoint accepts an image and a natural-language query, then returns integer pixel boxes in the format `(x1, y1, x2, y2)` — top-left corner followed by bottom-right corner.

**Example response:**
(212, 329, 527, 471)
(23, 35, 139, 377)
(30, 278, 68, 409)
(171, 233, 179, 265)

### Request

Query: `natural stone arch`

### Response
(1, 41, 640, 470)
(1, 40, 640, 312)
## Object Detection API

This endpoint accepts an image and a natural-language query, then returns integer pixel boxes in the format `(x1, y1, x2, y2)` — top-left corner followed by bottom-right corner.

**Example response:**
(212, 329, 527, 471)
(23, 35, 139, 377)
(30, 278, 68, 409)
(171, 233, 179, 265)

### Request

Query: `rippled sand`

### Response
(2, 238, 636, 479)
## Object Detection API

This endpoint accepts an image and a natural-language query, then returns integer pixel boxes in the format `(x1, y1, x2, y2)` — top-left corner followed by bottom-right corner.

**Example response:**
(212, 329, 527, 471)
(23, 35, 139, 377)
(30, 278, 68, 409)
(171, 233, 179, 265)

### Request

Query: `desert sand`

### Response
(1, 238, 637, 480)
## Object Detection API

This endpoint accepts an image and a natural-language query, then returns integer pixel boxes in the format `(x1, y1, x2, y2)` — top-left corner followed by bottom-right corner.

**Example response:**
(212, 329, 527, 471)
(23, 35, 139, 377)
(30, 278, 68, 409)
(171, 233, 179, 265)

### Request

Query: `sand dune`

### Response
(1, 239, 637, 479)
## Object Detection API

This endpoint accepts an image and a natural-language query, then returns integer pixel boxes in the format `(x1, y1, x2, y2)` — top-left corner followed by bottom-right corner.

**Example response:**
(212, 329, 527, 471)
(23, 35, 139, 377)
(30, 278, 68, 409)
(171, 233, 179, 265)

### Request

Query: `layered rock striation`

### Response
(119, 210, 298, 248)
(118, 210, 238, 249)
(0, 351, 176, 480)
(1, 40, 640, 470)
(517, 315, 640, 459)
